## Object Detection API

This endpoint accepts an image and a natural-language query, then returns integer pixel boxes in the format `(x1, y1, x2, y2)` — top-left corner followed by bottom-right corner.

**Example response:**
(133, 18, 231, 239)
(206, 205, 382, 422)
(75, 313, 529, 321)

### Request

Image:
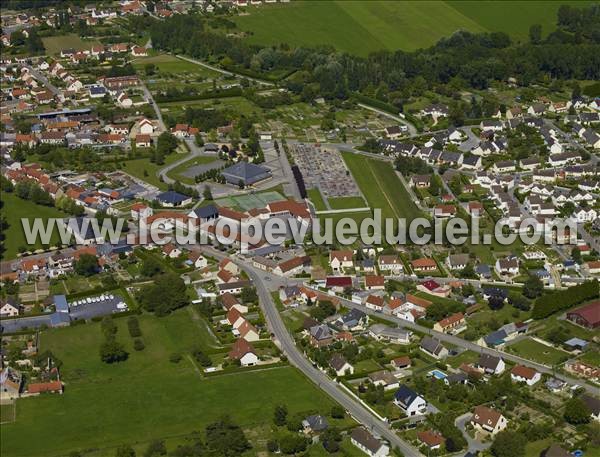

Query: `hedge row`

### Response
(532, 280, 598, 319)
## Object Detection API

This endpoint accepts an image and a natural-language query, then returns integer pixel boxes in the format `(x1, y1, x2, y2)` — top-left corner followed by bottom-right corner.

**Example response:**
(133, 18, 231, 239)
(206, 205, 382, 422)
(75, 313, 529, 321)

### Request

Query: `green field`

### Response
(341, 152, 422, 224)
(214, 191, 285, 211)
(121, 153, 188, 190)
(2, 193, 67, 259)
(132, 54, 220, 76)
(234, 1, 593, 56)
(0, 311, 337, 457)
(41, 34, 101, 54)
(509, 338, 570, 367)
(307, 188, 327, 211)
(166, 155, 221, 185)
(328, 196, 367, 210)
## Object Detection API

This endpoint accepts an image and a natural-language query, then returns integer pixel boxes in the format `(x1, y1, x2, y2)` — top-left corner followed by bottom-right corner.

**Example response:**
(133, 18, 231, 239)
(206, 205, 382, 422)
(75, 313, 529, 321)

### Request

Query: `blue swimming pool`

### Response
(429, 369, 447, 380)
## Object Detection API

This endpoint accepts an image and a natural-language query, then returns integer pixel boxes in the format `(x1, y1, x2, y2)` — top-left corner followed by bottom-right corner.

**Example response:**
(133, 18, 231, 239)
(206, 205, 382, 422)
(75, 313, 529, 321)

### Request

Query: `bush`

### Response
(127, 316, 142, 338)
(100, 339, 128, 364)
(169, 352, 182, 363)
(133, 339, 145, 351)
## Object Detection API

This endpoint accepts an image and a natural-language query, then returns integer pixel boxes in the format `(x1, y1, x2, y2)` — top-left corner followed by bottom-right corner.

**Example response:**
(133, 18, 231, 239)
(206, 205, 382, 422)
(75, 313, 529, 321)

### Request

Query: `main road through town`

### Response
(199, 246, 423, 457)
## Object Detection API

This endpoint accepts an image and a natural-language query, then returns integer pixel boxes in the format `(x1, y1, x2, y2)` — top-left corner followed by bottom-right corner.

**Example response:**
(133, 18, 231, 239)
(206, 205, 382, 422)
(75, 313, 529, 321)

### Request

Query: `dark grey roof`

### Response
(222, 162, 271, 184)
(192, 204, 218, 219)
(329, 353, 349, 371)
(350, 427, 384, 454)
(478, 353, 502, 370)
(310, 324, 332, 341)
(394, 384, 420, 407)
(303, 414, 328, 432)
(156, 190, 189, 204)
(420, 337, 445, 356)
(581, 394, 600, 415)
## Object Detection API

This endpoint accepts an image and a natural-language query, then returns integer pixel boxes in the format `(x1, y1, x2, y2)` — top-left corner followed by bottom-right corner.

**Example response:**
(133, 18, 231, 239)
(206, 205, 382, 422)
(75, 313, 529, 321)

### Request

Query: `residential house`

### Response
(495, 256, 519, 276)
(471, 406, 507, 435)
(378, 255, 403, 274)
(411, 258, 437, 272)
(433, 312, 465, 333)
(329, 354, 354, 377)
(310, 324, 333, 347)
(391, 356, 411, 370)
(420, 337, 448, 359)
(365, 295, 385, 312)
(350, 427, 389, 457)
(510, 365, 541, 386)
(364, 275, 385, 291)
(476, 354, 505, 375)
(416, 430, 444, 451)
(337, 309, 368, 331)
(228, 338, 258, 366)
(302, 415, 328, 434)
(221, 292, 248, 314)
(329, 250, 354, 272)
(394, 385, 427, 416)
(0, 298, 20, 317)
(368, 324, 410, 344)
(566, 301, 600, 329)
(368, 370, 400, 391)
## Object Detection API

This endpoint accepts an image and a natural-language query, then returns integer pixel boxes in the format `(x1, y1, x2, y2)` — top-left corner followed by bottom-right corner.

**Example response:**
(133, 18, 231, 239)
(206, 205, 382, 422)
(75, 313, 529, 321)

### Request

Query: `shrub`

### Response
(133, 339, 145, 351)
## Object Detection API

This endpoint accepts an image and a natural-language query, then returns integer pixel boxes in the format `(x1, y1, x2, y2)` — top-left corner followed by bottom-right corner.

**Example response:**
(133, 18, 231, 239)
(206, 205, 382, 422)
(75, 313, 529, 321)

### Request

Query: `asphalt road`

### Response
(200, 246, 423, 457)
(304, 286, 599, 396)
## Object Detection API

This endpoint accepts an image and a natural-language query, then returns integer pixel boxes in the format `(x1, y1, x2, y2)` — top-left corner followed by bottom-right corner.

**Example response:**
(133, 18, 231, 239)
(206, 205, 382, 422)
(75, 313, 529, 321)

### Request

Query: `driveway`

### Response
(455, 413, 490, 453)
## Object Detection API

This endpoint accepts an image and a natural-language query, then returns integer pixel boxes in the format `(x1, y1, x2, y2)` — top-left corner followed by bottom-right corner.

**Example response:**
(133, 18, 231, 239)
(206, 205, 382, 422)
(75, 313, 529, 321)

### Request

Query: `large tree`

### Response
(137, 273, 188, 316)
(490, 431, 527, 457)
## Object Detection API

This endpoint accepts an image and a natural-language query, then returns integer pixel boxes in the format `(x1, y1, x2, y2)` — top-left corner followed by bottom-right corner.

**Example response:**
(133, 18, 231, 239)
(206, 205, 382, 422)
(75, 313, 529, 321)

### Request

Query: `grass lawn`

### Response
(166, 155, 220, 185)
(41, 34, 101, 54)
(120, 153, 187, 190)
(132, 54, 218, 75)
(341, 152, 421, 225)
(307, 188, 327, 211)
(235, 1, 485, 55)
(234, 1, 593, 56)
(579, 350, 600, 368)
(328, 196, 367, 210)
(1, 311, 336, 457)
(509, 338, 570, 367)
(2, 193, 67, 259)
(353, 358, 382, 374)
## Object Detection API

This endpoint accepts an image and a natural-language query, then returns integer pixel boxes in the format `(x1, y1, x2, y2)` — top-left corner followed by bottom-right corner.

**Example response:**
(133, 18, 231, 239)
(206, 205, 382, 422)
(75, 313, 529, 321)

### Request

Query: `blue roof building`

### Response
(54, 295, 69, 313)
(50, 312, 71, 327)
(221, 162, 271, 186)
(190, 204, 219, 220)
(156, 191, 192, 207)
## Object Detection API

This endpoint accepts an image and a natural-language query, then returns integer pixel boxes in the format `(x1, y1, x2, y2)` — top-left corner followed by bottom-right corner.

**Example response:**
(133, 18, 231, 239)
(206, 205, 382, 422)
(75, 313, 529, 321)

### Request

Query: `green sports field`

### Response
(0, 311, 337, 457)
(235, 1, 594, 56)
(41, 34, 101, 55)
(341, 152, 422, 224)
(2, 193, 67, 260)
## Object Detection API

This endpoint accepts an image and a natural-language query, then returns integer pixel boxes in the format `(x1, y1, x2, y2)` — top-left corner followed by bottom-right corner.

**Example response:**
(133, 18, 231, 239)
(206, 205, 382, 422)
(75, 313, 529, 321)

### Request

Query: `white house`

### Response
(0, 299, 19, 317)
(378, 255, 403, 274)
(477, 354, 506, 375)
(117, 92, 132, 108)
(510, 365, 541, 386)
(329, 250, 354, 273)
(471, 406, 508, 435)
(350, 427, 389, 457)
(329, 354, 354, 377)
(139, 118, 155, 135)
(394, 385, 427, 416)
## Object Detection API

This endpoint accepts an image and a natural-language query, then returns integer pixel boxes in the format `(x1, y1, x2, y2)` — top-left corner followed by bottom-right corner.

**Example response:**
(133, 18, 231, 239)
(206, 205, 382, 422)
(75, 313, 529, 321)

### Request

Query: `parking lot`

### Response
(291, 143, 361, 199)
(69, 294, 128, 320)
(0, 294, 128, 334)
